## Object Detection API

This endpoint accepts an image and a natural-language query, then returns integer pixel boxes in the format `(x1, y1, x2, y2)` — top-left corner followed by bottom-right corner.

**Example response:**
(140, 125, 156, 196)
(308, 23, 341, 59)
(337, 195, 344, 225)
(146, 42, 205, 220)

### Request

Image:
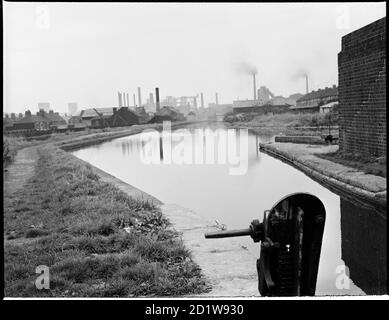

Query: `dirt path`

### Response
(4, 146, 39, 197)
(4, 146, 40, 244)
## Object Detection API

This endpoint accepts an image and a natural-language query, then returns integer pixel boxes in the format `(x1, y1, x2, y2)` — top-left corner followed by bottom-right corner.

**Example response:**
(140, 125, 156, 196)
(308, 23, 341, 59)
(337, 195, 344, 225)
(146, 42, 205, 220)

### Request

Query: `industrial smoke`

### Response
(234, 61, 258, 100)
(235, 62, 258, 76)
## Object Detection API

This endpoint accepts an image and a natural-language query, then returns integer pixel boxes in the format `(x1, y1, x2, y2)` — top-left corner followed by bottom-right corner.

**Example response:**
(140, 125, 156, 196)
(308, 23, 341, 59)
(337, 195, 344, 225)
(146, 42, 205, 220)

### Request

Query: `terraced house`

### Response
(291, 85, 338, 112)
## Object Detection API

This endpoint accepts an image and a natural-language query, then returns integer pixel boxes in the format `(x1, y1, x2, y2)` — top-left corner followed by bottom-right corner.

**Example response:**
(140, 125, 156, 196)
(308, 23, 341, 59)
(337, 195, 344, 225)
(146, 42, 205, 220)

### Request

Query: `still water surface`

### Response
(72, 123, 386, 296)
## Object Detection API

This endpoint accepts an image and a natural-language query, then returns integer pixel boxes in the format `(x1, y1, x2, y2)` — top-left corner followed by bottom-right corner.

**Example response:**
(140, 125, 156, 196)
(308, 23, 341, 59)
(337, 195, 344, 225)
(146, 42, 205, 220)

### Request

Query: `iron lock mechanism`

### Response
(204, 193, 326, 297)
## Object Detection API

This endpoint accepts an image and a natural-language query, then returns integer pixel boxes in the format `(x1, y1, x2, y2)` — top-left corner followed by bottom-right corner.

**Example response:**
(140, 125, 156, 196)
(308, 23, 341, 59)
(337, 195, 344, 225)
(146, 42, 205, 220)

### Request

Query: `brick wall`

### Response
(338, 17, 386, 157)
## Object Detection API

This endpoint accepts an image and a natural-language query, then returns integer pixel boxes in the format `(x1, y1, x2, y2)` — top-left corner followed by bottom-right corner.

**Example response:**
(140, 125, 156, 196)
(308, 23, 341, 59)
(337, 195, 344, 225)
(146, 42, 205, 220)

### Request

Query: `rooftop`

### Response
(81, 108, 115, 118)
(14, 115, 48, 124)
(297, 85, 338, 102)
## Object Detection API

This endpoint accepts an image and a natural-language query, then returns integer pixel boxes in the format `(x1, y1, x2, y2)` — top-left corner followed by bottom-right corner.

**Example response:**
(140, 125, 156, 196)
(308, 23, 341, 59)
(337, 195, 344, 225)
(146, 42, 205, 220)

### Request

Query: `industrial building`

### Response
(111, 107, 143, 127)
(148, 106, 185, 123)
(68, 102, 78, 116)
(75, 107, 115, 127)
(207, 103, 233, 120)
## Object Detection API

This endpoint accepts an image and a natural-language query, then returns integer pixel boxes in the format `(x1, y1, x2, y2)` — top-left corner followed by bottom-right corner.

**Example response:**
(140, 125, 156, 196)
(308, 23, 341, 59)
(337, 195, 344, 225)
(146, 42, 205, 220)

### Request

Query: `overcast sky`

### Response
(3, 2, 386, 114)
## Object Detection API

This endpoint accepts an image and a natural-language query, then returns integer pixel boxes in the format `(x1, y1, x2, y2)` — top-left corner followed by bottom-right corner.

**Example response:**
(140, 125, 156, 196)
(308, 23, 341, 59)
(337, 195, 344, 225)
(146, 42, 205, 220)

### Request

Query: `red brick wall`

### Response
(338, 17, 386, 157)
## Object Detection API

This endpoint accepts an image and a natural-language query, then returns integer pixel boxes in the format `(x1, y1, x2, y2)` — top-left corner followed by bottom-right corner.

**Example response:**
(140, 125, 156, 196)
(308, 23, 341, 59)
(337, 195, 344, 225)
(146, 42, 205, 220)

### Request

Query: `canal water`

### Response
(72, 123, 386, 296)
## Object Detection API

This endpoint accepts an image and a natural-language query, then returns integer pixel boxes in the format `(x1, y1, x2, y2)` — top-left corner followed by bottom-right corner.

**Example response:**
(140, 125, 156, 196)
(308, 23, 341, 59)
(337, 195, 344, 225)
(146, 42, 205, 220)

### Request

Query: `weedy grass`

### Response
(225, 111, 339, 136)
(3, 136, 29, 166)
(317, 151, 386, 178)
(4, 145, 209, 297)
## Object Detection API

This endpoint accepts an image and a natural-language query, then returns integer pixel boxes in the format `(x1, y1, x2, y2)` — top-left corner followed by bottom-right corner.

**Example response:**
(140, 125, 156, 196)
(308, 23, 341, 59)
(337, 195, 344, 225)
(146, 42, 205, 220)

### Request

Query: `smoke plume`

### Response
(291, 68, 308, 80)
(234, 61, 258, 75)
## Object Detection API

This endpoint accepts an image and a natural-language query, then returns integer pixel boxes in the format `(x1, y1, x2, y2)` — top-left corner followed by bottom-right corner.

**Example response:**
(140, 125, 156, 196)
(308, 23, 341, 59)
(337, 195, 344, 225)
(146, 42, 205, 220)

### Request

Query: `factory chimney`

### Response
(149, 93, 154, 104)
(133, 94, 136, 108)
(123, 93, 127, 107)
(305, 74, 309, 94)
(126, 93, 130, 107)
(118, 92, 122, 107)
(155, 88, 160, 112)
(200, 93, 204, 109)
(253, 73, 257, 100)
(215, 93, 219, 105)
(137, 87, 142, 108)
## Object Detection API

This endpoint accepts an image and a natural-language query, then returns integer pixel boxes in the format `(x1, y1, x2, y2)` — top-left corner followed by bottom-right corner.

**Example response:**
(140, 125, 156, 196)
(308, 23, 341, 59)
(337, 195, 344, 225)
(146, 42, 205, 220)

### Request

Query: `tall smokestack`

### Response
(305, 74, 309, 94)
(137, 87, 142, 108)
(133, 94, 136, 108)
(126, 93, 129, 107)
(123, 93, 127, 107)
(155, 88, 160, 112)
(215, 93, 219, 105)
(253, 73, 257, 100)
(201, 93, 204, 108)
(118, 92, 122, 107)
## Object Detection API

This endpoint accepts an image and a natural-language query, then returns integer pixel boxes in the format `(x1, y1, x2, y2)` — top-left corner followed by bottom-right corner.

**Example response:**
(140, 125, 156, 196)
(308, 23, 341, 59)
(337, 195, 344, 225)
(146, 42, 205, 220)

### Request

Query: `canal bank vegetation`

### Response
(224, 111, 338, 136)
(3, 137, 28, 166)
(4, 144, 209, 297)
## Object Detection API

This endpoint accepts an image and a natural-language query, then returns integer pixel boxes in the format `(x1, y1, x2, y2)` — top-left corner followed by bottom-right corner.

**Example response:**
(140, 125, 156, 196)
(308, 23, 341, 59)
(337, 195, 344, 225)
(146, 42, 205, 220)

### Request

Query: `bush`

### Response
(25, 228, 50, 238)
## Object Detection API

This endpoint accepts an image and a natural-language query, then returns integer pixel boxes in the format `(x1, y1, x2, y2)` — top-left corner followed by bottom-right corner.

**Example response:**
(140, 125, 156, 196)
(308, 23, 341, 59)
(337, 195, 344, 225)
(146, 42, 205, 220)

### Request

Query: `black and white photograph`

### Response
(2, 1, 387, 304)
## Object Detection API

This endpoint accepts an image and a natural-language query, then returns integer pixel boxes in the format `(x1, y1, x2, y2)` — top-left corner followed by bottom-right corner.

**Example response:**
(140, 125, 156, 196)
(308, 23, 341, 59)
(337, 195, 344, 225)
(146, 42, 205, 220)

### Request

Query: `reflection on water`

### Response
(72, 123, 386, 296)
(340, 199, 387, 294)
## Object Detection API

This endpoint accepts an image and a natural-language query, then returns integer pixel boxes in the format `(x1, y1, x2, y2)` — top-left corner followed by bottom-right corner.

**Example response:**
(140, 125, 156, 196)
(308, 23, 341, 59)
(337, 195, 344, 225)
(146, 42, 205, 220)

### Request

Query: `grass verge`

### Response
(4, 144, 209, 297)
(224, 111, 338, 136)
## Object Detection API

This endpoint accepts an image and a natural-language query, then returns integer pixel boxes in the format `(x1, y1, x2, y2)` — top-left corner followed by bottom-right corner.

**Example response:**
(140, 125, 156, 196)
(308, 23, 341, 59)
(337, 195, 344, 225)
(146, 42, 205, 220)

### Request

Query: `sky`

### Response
(3, 2, 386, 114)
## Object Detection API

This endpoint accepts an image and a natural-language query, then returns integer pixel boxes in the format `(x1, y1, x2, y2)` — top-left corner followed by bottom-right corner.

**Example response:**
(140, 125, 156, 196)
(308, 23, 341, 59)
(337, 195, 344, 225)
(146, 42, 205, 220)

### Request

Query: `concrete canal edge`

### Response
(160, 204, 259, 297)
(259, 142, 386, 211)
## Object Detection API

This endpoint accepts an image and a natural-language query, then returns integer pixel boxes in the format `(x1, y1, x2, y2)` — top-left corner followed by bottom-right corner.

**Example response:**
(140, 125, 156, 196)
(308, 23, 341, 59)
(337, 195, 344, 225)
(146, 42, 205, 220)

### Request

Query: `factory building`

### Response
(68, 102, 78, 116)
(148, 106, 185, 123)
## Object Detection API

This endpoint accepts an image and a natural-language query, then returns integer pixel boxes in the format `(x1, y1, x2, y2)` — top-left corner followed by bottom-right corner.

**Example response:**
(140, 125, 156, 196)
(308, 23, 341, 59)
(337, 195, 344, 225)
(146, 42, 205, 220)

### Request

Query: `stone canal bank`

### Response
(259, 142, 386, 210)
